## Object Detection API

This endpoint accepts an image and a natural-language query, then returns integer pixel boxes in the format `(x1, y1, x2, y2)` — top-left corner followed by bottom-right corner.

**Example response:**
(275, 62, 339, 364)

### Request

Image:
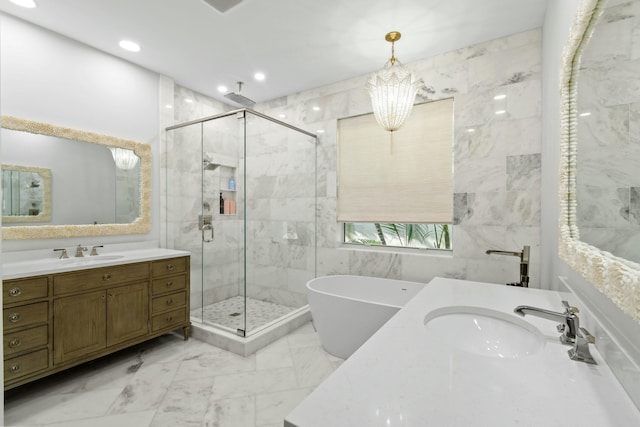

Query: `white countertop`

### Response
(2, 247, 190, 280)
(286, 277, 640, 427)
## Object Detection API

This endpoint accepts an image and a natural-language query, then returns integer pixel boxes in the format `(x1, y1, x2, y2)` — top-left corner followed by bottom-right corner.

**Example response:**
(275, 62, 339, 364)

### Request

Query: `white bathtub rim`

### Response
(306, 275, 426, 309)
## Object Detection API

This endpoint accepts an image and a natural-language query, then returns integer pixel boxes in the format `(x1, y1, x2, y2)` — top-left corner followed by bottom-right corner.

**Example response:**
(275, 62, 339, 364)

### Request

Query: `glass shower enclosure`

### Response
(165, 109, 317, 337)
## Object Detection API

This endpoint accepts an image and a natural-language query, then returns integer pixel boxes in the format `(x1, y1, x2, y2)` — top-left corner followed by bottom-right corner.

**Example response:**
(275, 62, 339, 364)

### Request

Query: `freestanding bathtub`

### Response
(307, 275, 426, 359)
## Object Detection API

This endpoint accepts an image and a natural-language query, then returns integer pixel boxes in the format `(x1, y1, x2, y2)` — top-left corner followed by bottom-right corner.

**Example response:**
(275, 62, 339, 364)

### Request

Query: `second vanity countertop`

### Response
(2, 246, 190, 280)
(285, 277, 640, 427)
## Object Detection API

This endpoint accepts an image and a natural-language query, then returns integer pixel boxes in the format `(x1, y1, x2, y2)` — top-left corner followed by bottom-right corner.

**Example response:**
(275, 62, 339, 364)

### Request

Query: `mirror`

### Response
(2, 164, 51, 223)
(559, 0, 640, 322)
(1, 116, 151, 239)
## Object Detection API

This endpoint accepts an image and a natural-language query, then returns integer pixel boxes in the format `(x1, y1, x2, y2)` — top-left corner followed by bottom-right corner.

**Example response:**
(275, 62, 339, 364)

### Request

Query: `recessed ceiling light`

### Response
(165, 104, 173, 109)
(217, 85, 228, 93)
(119, 40, 140, 52)
(9, 0, 37, 8)
(579, 112, 591, 117)
(185, 98, 193, 103)
(278, 113, 287, 119)
(254, 72, 265, 81)
(316, 129, 325, 134)
(467, 128, 476, 133)
(493, 94, 506, 100)
(312, 106, 320, 111)
(495, 110, 506, 115)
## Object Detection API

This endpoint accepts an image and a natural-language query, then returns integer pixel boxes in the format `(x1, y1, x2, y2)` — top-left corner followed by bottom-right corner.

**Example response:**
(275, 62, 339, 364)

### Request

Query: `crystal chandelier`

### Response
(367, 31, 421, 132)
(109, 147, 139, 170)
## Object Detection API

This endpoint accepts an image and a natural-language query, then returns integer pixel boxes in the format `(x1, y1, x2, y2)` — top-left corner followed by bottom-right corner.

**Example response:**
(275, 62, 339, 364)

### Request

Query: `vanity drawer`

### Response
(3, 302, 48, 332)
(151, 291, 186, 314)
(151, 274, 187, 295)
(53, 262, 149, 295)
(151, 257, 187, 277)
(3, 277, 48, 305)
(151, 307, 186, 332)
(3, 325, 48, 357)
(4, 348, 48, 381)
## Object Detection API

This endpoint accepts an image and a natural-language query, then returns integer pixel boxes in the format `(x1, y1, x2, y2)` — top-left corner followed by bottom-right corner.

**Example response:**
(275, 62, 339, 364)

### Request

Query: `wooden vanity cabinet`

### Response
(3, 276, 51, 387)
(3, 255, 190, 390)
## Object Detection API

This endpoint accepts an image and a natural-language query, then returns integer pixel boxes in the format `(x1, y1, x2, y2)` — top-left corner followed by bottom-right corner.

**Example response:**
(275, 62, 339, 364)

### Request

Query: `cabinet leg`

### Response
(183, 324, 190, 341)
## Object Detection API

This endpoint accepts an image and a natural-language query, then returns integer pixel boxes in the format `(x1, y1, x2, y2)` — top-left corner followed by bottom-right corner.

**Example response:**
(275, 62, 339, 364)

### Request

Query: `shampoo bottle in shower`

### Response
(228, 176, 236, 191)
(219, 192, 225, 214)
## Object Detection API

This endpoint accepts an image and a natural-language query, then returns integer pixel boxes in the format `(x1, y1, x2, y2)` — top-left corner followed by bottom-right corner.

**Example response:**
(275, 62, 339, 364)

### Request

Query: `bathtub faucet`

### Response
(485, 245, 530, 287)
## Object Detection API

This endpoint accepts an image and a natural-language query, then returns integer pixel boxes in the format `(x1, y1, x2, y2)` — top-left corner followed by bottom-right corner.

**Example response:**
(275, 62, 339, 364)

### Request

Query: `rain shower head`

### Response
(224, 81, 255, 107)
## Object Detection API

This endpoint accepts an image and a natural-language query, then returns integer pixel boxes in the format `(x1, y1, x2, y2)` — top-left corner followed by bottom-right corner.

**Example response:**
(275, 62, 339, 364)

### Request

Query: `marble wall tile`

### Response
(164, 28, 544, 300)
(348, 250, 402, 279)
(506, 153, 541, 191)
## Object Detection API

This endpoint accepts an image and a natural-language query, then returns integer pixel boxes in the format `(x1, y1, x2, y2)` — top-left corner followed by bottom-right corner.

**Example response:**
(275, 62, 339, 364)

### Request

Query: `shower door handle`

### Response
(202, 223, 214, 243)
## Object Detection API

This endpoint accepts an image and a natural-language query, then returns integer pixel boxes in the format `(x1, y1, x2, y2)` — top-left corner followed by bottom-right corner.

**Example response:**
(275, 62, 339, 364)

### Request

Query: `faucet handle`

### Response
(90, 245, 104, 256)
(561, 300, 579, 314)
(579, 327, 596, 344)
(53, 248, 69, 259)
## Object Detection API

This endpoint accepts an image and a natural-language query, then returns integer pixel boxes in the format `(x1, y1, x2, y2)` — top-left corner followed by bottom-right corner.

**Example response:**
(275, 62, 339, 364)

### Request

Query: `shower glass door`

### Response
(166, 109, 316, 337)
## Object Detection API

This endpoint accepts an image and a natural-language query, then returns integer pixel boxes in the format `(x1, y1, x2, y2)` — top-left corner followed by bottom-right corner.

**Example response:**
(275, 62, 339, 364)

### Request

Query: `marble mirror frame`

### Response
(559, 0, 640, 322)
(1, 116, 151, 239)
(2, 164, 52, 223)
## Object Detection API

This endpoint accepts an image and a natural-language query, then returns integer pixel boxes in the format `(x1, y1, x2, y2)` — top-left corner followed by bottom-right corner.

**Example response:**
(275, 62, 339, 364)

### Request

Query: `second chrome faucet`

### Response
(514, 300, 596, 364)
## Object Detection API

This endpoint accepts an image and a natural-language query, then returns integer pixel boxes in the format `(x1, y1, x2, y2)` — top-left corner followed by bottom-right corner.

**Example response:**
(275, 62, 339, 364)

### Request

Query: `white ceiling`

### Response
(0, 0, 549, 106)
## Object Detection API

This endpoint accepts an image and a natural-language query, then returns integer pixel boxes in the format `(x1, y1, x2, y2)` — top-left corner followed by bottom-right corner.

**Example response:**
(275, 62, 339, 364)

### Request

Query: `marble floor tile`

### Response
(3, 321, 342, 427)
(255, 388, 314, 426)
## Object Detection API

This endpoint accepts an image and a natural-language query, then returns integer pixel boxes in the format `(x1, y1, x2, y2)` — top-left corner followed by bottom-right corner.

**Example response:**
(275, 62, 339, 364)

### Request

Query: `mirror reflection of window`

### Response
(1, 165, 51, 223)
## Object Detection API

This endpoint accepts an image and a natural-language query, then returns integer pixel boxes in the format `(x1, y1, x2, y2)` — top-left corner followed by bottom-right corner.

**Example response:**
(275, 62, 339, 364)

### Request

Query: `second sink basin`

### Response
(424, 306, 545, 359)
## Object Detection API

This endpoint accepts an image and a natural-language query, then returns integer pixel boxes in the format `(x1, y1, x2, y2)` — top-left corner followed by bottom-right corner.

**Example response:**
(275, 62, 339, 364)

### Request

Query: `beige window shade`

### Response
(337, 98, 453, 224)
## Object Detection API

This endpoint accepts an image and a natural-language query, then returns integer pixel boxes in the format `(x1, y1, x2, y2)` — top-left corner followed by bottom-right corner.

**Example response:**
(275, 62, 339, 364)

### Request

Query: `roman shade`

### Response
(337, 98, 453, 223)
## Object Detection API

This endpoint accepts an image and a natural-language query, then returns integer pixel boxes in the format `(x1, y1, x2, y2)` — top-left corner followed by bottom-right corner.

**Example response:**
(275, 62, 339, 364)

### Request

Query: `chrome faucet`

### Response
(75, 245, 88, 257)
(486, 245, 530, 287)
(90, 245, 103, 256)
(514, 300, 596, 364)
(53, 248, 69, 259)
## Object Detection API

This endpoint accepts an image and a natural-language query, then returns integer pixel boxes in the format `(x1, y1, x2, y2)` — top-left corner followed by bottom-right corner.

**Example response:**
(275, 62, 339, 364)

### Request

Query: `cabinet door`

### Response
(54, 290, 106, 364)
(106, 282, 149, 347)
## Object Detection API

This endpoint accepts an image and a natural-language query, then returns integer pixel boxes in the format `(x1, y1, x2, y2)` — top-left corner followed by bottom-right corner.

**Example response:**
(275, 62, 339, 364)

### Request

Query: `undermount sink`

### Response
(424, 306, 545, 358)
(60, 255, 125, 265)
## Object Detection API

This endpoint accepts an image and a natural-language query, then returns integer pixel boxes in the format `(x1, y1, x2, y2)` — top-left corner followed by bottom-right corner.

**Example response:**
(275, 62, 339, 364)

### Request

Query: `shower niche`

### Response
(203, 155, 237, 216)
(165, 109, 317, 354)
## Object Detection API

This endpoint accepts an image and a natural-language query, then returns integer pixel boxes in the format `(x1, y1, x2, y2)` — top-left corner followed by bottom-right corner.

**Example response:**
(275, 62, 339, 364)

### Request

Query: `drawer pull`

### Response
(166, 281, 174, 288)
(8, 313, 21, 323)
(166, 264, 175, 271)
(166, 299, 173, 306)
(166, 315, 173, 322)
(102, 274, 112, 281)
(9, 364, 21, 373)
(9, 287, 22, 297)
(9, 338, 22, 348)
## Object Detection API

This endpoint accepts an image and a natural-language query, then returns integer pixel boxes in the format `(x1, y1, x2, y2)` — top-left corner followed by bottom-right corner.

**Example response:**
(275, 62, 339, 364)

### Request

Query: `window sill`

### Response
(338, 243, 453, 257)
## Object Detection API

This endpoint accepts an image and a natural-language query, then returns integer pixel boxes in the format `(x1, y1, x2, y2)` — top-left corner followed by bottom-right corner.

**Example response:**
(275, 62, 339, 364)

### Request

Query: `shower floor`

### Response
(191, 296, 296, 332)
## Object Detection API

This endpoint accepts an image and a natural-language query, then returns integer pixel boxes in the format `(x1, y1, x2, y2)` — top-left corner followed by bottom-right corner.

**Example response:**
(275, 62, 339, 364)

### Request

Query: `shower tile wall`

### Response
(243, 115, 316, 308)
(162, 28, 543, 295)
(164, 86, 243, 311)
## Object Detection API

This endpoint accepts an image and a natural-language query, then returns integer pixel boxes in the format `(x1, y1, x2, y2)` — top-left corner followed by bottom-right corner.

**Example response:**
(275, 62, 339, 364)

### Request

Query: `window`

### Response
(345, 223, 451, 250)
(337, 99, 454, 250)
